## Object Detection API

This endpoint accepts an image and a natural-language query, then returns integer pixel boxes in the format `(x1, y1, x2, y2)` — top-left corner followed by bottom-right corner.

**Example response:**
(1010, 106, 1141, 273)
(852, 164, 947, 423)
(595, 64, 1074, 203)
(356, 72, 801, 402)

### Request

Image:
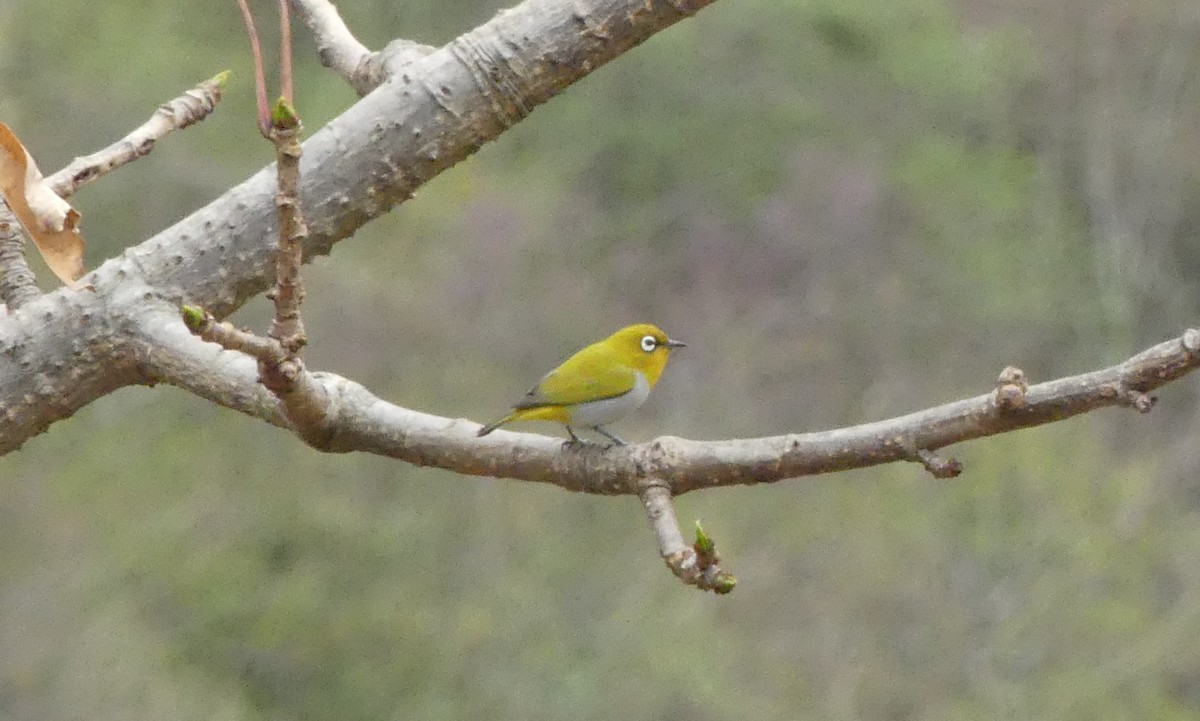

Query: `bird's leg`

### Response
(593, 426, 627, 447)
(563, 425, 586, 447)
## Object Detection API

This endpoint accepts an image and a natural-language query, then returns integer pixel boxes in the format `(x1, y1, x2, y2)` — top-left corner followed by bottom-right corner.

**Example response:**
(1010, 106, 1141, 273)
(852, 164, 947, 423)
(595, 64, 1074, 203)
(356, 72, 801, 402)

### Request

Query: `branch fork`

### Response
(183, 4, 332, 447)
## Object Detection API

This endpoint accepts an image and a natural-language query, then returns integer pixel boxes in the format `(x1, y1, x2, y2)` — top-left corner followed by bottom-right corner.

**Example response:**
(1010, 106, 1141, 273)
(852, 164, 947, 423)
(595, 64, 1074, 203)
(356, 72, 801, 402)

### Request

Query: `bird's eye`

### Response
(640, 335, 658, 352)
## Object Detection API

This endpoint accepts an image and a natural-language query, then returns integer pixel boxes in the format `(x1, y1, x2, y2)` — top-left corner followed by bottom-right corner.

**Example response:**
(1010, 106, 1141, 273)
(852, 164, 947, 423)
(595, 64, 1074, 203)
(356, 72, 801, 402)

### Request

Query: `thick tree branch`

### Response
(74, 0, 717, 326)
(2, 0, 717, 453)
(0, 285, 142, 451)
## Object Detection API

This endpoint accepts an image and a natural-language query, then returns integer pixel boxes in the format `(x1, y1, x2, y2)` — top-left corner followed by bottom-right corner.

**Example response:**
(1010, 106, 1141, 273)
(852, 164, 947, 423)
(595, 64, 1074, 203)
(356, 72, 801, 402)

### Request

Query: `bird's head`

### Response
(607, 323, 685, 386)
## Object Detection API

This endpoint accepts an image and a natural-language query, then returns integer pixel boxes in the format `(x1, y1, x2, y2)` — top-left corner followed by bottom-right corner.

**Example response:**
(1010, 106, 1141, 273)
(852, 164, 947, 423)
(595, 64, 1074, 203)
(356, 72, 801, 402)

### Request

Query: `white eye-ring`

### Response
(640, 335, 658, 352)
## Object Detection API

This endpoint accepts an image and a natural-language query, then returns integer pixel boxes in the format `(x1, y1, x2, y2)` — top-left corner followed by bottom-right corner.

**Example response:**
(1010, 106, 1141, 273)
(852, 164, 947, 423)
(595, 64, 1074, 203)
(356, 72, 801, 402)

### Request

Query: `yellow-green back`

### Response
(521, 323, 677, 408)
(476, 323, 683, 437)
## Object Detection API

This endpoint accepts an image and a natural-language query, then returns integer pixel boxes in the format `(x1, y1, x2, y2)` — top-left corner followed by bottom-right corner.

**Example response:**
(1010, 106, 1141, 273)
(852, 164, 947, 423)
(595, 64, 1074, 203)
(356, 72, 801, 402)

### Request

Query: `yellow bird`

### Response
(477, 323, 685, 445)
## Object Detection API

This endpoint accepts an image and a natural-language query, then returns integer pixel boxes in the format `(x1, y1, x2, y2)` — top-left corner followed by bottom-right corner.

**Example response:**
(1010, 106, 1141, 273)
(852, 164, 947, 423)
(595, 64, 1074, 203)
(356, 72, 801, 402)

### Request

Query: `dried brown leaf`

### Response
(0, 123, 86, 286)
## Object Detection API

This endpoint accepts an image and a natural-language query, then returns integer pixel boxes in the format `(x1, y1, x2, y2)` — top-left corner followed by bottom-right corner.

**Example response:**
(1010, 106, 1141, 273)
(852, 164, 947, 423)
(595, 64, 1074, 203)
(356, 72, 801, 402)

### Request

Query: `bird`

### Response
(477, 323, 685, 446)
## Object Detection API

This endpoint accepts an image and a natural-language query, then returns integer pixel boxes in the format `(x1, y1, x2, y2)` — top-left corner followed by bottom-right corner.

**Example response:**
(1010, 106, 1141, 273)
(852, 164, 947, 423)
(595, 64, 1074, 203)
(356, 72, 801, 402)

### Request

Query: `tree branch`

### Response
(0, 73, 229, 313)
(640, 484, 736, 593)
(0, 0, 720, 455)
(138, 322, 1200, 495)
(290, 0, 375, 93)
(265, 105, 308, 354)
(1, 0, 1193, 498)
(135, 306, 289, 429)
(0, 203, 39, 310)
(47, 71, 229, 199)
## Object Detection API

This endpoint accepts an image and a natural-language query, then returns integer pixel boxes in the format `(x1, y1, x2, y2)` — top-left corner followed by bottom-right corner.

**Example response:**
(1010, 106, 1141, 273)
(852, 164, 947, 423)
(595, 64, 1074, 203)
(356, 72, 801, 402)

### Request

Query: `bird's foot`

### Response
(562, 426, 589, 449)
(593, 426, 628, 447)
(560, 426, 628, 450)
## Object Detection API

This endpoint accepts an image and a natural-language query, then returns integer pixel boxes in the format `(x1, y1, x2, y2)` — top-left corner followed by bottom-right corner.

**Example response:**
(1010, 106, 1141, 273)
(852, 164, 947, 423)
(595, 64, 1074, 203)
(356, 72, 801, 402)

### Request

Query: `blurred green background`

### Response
(4, 0, 1200, 718)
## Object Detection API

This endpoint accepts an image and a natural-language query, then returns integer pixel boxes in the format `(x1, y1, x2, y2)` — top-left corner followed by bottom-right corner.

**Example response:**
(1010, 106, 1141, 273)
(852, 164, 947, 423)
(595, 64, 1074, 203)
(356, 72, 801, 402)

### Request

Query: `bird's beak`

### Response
(666, 338, 686, 349)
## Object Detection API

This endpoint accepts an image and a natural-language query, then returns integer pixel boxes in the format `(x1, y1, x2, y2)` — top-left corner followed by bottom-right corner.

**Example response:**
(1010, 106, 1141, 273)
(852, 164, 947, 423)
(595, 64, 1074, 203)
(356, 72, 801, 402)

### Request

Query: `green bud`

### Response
(712, 573, 737, 595)
(694, 520, 714, 554)
(271, 97, 301, 130)
(181, 305, 206, 332)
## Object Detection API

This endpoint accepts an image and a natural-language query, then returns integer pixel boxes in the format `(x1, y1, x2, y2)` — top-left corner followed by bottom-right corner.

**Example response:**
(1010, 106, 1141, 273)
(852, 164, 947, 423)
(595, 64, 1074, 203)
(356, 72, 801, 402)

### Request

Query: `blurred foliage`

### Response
(4, 0, 1200, 719)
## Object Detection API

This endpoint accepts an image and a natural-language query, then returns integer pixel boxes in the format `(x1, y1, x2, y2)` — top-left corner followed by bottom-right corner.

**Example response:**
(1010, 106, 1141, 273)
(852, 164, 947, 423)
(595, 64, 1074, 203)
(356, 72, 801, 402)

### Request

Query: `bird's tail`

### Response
(476, 413, 516, 437)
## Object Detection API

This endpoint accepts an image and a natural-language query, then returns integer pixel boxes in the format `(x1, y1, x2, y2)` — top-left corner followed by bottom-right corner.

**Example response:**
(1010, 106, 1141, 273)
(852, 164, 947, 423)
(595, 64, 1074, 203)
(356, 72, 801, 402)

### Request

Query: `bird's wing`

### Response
(515, 343, 637, 408)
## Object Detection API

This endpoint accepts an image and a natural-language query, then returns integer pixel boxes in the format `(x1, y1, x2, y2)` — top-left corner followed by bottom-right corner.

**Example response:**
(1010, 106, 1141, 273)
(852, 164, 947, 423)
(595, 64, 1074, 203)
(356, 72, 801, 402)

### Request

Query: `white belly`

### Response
(568, 372, 650, 428)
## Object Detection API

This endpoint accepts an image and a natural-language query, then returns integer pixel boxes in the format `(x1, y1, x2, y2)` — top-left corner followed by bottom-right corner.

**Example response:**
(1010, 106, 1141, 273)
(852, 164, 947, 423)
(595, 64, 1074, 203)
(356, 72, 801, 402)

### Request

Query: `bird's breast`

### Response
(567, 371, 650, 427)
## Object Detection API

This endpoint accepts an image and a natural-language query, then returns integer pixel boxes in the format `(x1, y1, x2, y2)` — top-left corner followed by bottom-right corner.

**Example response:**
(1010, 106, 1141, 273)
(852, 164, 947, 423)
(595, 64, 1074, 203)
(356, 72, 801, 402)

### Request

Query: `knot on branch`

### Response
(993, 365, 1028, 410)
(258, 355, 306, 392)
(912, 448, 962, 479)
(1117, 383, 1156, 414)
(642, 436, 685, 479)
(1182, 328, 1200, 356)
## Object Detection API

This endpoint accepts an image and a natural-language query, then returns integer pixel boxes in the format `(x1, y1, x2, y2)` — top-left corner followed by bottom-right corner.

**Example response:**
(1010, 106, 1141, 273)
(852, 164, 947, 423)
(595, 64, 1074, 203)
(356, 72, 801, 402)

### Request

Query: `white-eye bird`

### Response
(477, 323, 685, 445)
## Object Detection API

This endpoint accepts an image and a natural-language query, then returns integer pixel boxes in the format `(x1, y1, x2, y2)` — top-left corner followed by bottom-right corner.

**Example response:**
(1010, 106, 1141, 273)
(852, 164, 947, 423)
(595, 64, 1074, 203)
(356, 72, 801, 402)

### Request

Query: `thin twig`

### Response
(268, 4, 306, 354)
(47, 72, 230, 199)
(181, 305, 286, 362)
(278, 0, 294, 104)
(181, 304, 332, 447)
(265, 112, 307, 354)
(183, 4, 318, 440)
(639, 483, 735, 593)
(235, 0, 272, 135)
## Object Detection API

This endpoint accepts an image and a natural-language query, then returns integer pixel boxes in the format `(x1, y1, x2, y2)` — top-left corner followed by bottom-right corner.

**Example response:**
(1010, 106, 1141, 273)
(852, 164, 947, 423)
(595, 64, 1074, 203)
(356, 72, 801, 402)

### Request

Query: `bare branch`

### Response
(0, 74, 228, 304)
(290, 0, 373, 92)
(47, 72, 229, 199)
(139, 324, 1200, 495)
(235, 0, 273, 136)
(136, 308, 289, 429)
(912, 448, 962, 479)
(640, 484, 735, 593)
(279, 0, 295, 104)
(0, 0, 724, 453)
(181, 305, 286, 362)
(266, 107, 308, 354)
(0, 286, 142, 453)
(0, 203, 39, 310)
(180, 304, 334, 448)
